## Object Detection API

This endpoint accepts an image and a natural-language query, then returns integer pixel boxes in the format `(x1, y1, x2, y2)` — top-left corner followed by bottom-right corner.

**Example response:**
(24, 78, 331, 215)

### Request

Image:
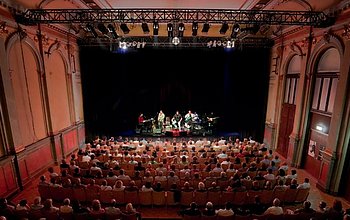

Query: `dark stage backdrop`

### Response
(80, 46, 270, 141)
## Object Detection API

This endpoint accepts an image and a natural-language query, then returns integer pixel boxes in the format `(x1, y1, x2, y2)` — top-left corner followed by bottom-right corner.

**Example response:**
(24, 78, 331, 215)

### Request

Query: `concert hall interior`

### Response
(2, 0, 350, 220)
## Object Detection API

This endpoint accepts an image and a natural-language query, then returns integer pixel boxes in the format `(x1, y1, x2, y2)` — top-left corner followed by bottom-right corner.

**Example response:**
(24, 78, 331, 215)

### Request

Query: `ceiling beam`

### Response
(16, 8, 333, 27)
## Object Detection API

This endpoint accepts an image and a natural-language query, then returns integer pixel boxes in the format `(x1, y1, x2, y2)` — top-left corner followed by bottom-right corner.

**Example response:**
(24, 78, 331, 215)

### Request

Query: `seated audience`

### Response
(216, 202, 234, 217)
(180, 202, 201, 217)
(202, 202, 216, 216)
(263, 198, 283, 215)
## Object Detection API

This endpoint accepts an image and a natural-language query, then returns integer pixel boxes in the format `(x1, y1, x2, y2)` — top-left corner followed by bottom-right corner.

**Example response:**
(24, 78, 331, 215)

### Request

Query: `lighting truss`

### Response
(16, 8, 333, 27)
(78, 36, 274, 48)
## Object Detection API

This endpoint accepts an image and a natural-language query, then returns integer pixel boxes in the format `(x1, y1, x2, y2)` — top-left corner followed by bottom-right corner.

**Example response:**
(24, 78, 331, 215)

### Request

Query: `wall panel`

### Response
(0, 158, 17, 197)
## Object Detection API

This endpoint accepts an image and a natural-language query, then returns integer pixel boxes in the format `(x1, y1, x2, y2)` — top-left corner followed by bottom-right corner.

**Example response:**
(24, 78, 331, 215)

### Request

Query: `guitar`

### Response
(207, 116, 220, 122)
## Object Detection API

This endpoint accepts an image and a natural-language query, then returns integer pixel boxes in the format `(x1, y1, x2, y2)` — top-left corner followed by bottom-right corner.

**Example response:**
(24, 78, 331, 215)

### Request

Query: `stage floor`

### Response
(135, 128, 212, 137)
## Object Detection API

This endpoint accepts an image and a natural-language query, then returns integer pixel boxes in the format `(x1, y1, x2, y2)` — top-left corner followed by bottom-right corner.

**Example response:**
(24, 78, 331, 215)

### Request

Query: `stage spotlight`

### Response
(219, 22, 229, 34)
(202, 22, 210, 33)
(97, 23, 109, 35)
(231, 24, 240, 38)
(233, 23, 240, 33)
(167, 23, 173, 38)
(192, 22, 198, 36)
(178, 22, 184, 37)
(107, 24, 119, 39)
(86, 24, 98, 38)
(120, 23, 130, 34)
(141, 22, 150, 34)
(153, 21, 159, 35)
(172, 37, 180, 45)
(108, 25, 118, 39)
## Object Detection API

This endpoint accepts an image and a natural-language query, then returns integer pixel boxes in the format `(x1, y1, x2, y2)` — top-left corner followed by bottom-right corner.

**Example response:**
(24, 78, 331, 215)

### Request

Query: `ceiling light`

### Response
(120, 23, 130, 34)
(202, 23, 210, 33)
(141, 22, 150, 34)
(192, 22, 198, 36)
(178, 23, 184, 37)
(107, 24, 118, 39)
(86, 24, 98, 38)
(219, 23, 229, 34)
(153, 21, 159, 35)
(167, 23, 173, 38)
(97, 23, 108, 35)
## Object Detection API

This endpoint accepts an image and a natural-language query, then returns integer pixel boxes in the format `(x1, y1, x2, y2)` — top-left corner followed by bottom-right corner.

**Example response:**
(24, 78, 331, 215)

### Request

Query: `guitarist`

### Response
(184, 110, 193, 130)
(157, 110, 165, 132)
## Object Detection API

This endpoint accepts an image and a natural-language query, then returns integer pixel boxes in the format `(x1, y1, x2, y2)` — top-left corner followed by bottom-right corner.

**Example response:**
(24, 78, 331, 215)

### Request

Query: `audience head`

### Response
(110, 199, 117, 207)
(206, 202, 213, 210)
(43, 199, 53, 209)
(19, 199, 27, 207)
(63, 198, 70, 206)
(92, 199, 101, 211)
(303, 201, 312, 209)
(273, 198, 281, 207)
(33, 196, 41, 205)
(332, 199, 343, 212)
(319, 201, 327, 210)
(126, 203, 135, 213)
(225, 202, 233, 210)
(198, 182, 205, 190)
(190, 202, 198, 210)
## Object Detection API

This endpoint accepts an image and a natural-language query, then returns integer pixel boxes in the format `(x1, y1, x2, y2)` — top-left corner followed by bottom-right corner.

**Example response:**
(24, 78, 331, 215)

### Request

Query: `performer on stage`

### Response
(157, 110, 165, 132)
(138, 113, 145, 133)
(138, 113, 145, 124)
(172, 110, 182, 129)
(184, 110, 193, 130)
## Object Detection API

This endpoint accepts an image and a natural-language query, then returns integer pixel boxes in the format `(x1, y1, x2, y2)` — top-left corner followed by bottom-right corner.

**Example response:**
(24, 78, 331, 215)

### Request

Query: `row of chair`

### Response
(39, 185, 309, 207)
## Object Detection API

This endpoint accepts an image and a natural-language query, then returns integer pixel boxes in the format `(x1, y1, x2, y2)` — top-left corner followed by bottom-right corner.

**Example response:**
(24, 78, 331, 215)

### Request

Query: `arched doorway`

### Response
(304, 48, 340, 178)
(277, 55, 300, 158)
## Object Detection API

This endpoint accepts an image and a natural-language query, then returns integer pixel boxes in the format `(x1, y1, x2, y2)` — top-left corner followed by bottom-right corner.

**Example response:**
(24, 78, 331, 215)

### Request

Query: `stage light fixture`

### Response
(172, 37, 180, 45)
(120, 23, 130, 34)
(107, 24, 119, 39)
(192, 22, 198, 36)
(86, 24, 98, 38)
(141, 22, 150, 34)
(178, 23, 184, 37)
(219, 22, 229, 34)
(202, 22, 210, 33)
(231, 24, 240, 38)
(153, 21, 159, 35)
(97, 23, 108, 35)
(167, 23, 173, 38)
(233, 23, 240, 33)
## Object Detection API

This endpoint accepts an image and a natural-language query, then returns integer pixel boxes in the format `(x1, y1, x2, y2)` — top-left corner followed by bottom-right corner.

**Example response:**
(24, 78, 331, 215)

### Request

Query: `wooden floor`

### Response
(8, 164, 350, 219)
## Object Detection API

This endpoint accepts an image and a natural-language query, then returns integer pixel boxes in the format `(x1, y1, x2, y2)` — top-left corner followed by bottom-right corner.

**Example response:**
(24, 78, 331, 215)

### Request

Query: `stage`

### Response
(135, 128, 212, 137)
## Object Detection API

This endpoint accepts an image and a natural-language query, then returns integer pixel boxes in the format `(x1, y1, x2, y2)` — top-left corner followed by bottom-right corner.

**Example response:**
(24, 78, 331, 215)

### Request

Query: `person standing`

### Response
(157, 110, 165, 132)
(184, 110, 193, 130)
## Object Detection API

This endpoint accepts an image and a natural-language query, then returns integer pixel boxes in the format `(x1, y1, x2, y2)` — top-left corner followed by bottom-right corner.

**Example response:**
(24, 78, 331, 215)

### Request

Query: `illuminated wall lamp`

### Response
(316, 125, 324, 132)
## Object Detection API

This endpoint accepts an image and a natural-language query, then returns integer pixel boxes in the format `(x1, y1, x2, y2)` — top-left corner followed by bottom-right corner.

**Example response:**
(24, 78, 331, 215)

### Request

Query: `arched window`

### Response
(284, 55, 300, 105)
(311, 48, 340, 113)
